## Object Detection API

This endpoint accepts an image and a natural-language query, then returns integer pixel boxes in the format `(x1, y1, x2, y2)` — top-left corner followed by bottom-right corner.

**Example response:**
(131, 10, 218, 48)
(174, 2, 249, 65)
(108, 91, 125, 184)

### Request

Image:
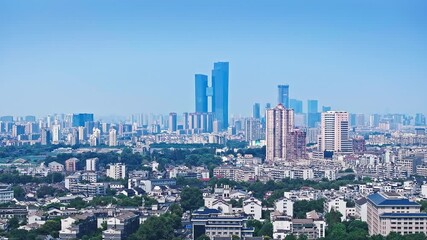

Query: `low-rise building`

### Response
(367, 192, 427, 236)
(59, 213, 97, 239)
(191, 208, 254, 240)
(102, 212, 140, 240)
(0, 184, 14, 203)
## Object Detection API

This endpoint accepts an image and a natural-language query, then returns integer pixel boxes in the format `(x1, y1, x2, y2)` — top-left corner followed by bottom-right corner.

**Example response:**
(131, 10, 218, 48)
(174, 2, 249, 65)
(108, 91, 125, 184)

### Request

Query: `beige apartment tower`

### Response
(266, 104, 294, 161)
(320, 111, 352, 153)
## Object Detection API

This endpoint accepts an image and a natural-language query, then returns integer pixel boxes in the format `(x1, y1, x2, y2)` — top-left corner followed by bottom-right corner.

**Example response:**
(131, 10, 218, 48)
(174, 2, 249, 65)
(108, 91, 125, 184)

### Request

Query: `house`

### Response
(243, 197, 262, 220)
(102, 212, 140, 240)
(48, 161, 64, 172)
(59, 213, 97, 239)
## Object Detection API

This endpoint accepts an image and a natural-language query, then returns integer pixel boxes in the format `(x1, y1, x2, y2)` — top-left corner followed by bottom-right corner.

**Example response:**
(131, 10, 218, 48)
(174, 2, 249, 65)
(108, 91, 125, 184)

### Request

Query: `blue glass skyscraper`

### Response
(253, 103, 261, 119)
(307, 100, 320, 128)
(195, 74, 208, 113)
(72, 113, 94, 127)
(278, 85, 290, 108)
(212, 62, 229, 130)
(290, 99, 303, 114)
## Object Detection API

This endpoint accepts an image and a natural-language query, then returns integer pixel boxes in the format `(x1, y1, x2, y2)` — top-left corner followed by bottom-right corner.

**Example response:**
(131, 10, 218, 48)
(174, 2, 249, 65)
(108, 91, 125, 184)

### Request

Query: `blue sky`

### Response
(0, 0, 426, 117)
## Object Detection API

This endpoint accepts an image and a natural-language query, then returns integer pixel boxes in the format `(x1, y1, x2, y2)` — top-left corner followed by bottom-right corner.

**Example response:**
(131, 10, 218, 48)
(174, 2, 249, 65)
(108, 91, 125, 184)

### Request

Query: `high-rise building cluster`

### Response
(194, 62, 229, 131)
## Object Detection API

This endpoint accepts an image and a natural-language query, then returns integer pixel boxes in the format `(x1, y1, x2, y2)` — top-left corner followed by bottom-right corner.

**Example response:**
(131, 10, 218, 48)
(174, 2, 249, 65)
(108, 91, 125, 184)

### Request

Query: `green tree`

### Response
(196, 235, 211, 240)
(284, 235, 297, 240)
(7, 217, 20, 230)
(327, 223, 347, 240)
(13, 185, 25, 200)
(180, 187, 203, 211)
(169, 204, 183, 217)
(325, 209, 342, 226)
(134, 215, 174, 240)
(386, 232, 403, 240)
(69, 197, 87, 209)
(247, 219, 263, 236)
(259, 221, 273, 238)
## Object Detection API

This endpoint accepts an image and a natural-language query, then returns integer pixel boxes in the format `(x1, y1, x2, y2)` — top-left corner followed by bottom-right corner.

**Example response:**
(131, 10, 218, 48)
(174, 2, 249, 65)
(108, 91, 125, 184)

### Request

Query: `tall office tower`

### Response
(245, 118, 262, 143)
(70, 128, 79, 145)
(90, 128, 101, 146)
(369, 114, 381, 128)
(195, 74, 209, 113)
(212, 62, 229, 130)
(278, 85, 290, 108)
(78, 126, 86, 141)
(46, 115, 52, 128)
(72, 113, 94, 127)
(322, 106, 331, 112)
(290, 99, 303, 114)
(12, 125, 25, 138)
(109, 128, 117, 147)
(51, 124, 61, 144)
(253, 103, 261, 119)
(307, 100, 320, 128)
(182, 112, 189, 130)
(101, 123, 110, 134)
(84, 121, 95, 138)
(266, 104, 295, 161)
(320, 111, 352, 154)
(0, 116, 14, 122)
(168, 112, 177, 132)
(415, 113, 426, 126)
(137, 113, 144, 127)
(86, 158, 98, 171)
(40, 128, 51, 145)
(24, 116, 36, 122)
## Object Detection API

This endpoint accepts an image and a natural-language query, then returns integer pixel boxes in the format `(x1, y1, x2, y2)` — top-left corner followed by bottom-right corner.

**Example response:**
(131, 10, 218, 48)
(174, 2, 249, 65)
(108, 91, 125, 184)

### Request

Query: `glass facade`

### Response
(195, 74, 208, 113)
(212, 62, 229, 130)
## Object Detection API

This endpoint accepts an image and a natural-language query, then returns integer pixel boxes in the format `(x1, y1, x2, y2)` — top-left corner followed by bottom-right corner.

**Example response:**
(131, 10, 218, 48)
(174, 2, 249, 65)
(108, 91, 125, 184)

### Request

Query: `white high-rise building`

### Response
(51, 124, 61, 144)
(109, 128, 117, 147)
(320, 111, 352, 153)
(106, 163, 126, 180)
(86, 158, 98, 171)
(266, 104, 294, 161)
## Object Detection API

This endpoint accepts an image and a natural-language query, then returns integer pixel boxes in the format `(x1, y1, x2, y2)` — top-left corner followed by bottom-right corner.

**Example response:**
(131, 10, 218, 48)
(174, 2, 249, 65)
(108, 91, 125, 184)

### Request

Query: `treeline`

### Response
(206, 175, 364, 207)
(0, 171, 64, 184)
(152, 148, 221, 171)
(0, 144, 67, 159)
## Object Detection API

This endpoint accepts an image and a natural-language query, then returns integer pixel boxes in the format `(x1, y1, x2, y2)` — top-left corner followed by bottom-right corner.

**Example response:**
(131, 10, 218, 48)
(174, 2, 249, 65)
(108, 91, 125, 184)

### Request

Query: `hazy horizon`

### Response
(1, 0, 426, 117)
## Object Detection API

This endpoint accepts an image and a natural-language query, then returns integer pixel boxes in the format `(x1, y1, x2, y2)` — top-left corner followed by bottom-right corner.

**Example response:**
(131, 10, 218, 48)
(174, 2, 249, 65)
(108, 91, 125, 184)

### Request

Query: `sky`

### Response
(0, 0, 426, 118)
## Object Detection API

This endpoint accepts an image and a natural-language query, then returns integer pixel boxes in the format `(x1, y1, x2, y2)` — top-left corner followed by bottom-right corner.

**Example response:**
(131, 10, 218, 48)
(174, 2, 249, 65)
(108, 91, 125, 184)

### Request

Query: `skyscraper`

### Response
(109, 128, 117, 147)
(320, 111, 352, 154)
(290, 99, 303, 114)
(278, 85, 290, 108)
(253, 103, 261, 119)
(168, 112, 177, 132)
(322, 106, 331, 112)
(307, 100, 320, 128)
(212, 62, 229, 130)
(266, 104, 295, 161)
(415, 113, 426, 126)
(72, 113, 94, 127)
(195, 74, 208, 113)
(245, 118, 262, 143)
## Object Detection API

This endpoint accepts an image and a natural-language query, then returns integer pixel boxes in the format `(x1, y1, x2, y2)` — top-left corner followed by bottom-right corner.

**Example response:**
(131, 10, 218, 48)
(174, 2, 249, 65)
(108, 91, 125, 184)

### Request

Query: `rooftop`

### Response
(380, 213, 427, 218)
(367, 193, 420, 207)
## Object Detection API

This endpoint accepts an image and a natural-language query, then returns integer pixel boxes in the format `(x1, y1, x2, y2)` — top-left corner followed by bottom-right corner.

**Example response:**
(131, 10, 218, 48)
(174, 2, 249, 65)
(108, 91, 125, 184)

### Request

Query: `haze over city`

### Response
(1, 0, 426, 117)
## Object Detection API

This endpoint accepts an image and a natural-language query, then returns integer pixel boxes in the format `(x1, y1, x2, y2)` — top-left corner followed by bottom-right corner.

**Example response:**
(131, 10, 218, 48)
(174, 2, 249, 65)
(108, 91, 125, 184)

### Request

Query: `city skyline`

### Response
(1, 0, 426, 116)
